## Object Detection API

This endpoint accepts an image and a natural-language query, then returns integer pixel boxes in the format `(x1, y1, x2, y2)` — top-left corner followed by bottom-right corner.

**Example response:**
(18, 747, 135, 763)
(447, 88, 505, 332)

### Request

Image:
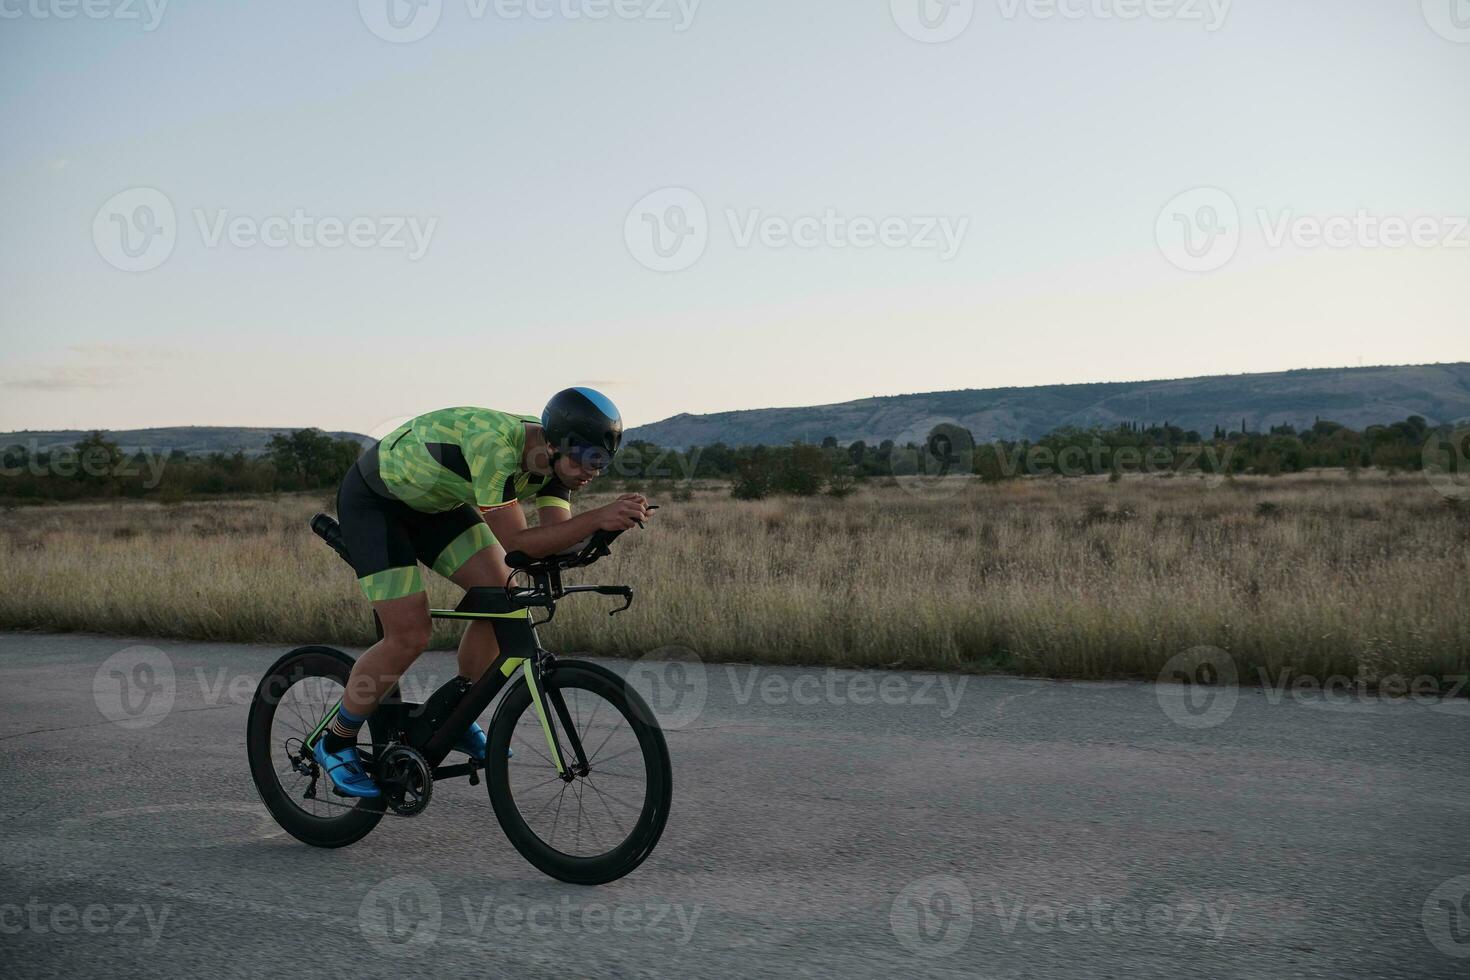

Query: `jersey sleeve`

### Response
(534, 476, 573, 512)
(464, 430, 522, 510)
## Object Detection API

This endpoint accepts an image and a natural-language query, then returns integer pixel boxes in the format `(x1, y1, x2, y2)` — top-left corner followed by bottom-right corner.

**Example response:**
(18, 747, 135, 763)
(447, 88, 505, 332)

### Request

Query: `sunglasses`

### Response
(562, 444, 616, 472)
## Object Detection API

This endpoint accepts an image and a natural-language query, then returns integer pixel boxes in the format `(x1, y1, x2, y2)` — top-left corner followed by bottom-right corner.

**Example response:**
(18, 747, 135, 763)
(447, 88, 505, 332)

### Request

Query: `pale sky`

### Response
(2, 0, 1467, 436)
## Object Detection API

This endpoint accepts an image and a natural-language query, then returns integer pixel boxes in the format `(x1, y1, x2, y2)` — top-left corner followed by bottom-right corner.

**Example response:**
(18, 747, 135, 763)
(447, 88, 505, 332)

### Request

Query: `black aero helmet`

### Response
(541, 387, 623, 469)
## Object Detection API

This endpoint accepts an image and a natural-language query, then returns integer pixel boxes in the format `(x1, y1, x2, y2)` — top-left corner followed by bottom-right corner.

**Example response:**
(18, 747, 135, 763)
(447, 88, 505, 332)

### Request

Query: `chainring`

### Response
(378, 744, 433, 817)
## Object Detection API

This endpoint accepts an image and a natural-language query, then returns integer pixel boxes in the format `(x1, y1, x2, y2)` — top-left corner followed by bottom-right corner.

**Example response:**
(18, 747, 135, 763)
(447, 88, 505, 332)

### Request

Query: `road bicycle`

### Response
(246, 512, 671, 885)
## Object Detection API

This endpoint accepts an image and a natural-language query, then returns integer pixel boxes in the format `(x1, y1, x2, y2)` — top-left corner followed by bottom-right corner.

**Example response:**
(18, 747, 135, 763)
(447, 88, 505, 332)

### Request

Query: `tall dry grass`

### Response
(1, 472, 1467, 682)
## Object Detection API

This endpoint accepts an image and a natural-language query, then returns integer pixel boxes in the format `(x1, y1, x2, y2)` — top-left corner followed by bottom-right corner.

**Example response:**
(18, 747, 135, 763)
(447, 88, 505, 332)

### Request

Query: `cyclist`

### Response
(313, 387, 652, 797)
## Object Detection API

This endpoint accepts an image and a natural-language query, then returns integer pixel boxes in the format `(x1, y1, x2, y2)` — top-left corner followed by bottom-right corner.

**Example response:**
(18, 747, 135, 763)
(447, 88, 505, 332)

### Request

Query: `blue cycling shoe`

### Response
(312, 739, 381, 798)
(455, 721, 488, 762)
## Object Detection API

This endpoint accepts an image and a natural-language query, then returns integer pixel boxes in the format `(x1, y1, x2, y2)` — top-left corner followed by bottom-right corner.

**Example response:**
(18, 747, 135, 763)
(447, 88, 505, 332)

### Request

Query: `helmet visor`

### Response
(563, 442, 616, 472)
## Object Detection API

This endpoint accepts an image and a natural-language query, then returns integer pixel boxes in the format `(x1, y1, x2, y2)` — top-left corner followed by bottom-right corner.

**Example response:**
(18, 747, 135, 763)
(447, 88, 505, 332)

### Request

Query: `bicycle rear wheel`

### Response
(486, 660, 672, 885)
(247, 646, 387, 847)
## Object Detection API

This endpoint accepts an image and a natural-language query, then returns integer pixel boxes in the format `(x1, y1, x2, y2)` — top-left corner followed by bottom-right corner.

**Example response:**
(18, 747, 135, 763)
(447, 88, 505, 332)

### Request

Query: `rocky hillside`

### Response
(627, 363, 1470, 448)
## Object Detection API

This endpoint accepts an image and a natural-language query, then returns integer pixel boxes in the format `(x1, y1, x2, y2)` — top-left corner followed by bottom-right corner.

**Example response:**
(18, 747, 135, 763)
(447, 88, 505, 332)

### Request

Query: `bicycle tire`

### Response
(247, 645, 388, 848)
(485, 660, 672, 885)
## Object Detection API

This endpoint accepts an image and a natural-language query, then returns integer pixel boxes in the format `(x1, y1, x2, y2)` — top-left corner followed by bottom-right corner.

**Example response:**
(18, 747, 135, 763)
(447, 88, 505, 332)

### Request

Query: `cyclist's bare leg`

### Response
(341, 592, 433, 717)
(449, 545, 514, 681)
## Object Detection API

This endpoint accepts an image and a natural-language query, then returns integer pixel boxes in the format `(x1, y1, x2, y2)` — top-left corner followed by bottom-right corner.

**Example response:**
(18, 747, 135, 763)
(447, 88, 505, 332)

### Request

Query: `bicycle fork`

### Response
(523, 658, 589, 779)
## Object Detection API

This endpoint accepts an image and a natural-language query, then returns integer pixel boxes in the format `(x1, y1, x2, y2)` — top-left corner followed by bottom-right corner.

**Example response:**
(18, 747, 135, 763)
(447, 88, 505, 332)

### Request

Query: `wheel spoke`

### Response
(499, 674, 664, 864)
(263, 671, 352, 822)
(584, 779, 630, 838)
(590, 743, 642, 769)
(581, 782, 643, 811)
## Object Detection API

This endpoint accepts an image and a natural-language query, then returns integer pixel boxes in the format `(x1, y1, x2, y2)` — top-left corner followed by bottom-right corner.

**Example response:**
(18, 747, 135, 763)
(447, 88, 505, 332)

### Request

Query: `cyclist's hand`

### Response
(594, 497, 650, 532)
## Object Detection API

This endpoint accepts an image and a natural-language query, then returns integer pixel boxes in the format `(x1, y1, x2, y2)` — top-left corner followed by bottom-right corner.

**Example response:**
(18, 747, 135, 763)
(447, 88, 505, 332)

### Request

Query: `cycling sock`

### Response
(323, 706, 367, 752)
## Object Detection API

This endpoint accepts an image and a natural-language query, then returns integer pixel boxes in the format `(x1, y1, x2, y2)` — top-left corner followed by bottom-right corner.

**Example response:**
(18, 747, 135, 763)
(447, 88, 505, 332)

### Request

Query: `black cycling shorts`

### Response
(336, 459, 496, 601)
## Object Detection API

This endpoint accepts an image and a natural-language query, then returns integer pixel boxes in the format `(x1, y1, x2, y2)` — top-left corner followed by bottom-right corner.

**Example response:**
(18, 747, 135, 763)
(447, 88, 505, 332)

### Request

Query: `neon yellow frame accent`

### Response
(307, 698, 342, 747)
(522, 659, 566, 775)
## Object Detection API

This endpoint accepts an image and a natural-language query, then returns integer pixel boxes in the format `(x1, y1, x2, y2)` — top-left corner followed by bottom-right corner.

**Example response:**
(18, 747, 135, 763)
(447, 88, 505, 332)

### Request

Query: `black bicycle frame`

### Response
(306, 512, 637, 785)
(372, 585, 606, 781)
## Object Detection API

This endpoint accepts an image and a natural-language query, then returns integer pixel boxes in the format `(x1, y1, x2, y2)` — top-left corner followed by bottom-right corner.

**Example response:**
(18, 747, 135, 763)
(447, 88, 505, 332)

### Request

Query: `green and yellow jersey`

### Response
(369, 407, 572, 515)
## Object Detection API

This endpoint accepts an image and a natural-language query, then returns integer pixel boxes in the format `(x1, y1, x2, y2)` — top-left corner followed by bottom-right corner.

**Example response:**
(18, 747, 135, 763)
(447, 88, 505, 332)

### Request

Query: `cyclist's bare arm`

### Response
(484, 494, 651, 559)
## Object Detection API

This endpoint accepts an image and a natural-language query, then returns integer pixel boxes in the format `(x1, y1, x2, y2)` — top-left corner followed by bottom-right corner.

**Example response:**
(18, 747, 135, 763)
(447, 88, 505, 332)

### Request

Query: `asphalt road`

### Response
(1, 632, 1467, 979)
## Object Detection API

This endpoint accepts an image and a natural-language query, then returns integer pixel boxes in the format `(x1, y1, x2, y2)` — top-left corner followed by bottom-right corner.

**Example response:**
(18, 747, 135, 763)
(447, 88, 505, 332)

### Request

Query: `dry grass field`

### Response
(2, 471, 1467, 684)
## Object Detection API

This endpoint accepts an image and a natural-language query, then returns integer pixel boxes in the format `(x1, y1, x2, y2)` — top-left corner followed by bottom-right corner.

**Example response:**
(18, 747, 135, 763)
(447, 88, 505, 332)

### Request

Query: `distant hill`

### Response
(0, 426, 372, 456)
(627, 363, 1470, 448)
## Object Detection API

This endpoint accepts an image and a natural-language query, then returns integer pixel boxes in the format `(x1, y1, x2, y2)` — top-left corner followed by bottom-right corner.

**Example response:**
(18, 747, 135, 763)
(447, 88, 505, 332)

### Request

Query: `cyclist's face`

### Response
(555, 453, 604, 489)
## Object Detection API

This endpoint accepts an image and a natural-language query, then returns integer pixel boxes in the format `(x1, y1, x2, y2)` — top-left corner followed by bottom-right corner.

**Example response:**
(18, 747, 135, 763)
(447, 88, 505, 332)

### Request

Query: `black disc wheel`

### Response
(247, 646, 387, 847)
(486, 660, 672, 885)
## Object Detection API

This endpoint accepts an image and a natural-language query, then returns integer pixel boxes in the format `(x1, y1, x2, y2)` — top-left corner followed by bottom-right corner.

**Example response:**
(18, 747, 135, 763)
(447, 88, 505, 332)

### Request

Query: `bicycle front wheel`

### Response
(485, 660, 672, 885)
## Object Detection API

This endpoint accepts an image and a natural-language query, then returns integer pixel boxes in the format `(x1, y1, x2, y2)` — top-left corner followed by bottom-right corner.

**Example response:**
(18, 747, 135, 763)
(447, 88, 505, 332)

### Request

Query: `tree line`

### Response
(0, 415, 1458, 503)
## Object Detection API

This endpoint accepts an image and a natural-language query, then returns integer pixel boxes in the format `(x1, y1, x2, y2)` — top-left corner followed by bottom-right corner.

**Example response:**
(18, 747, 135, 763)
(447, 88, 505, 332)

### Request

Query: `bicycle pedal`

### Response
(469, 767, 480, 787)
